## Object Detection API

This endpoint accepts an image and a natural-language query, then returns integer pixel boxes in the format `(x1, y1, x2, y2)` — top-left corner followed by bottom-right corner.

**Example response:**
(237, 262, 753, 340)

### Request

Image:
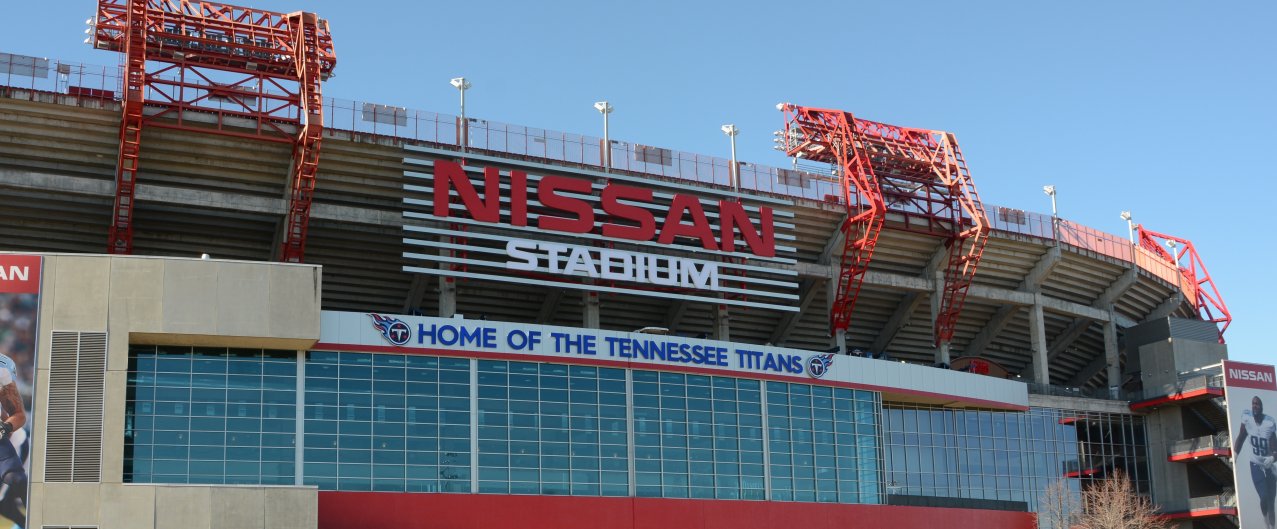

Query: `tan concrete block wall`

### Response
(29, 254, 323, 529)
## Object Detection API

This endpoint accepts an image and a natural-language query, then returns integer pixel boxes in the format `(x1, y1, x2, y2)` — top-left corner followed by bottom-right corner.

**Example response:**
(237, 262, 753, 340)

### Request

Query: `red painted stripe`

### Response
(1063, 468, 1100, 478)
(317, 492, 1037, 529)
(312, 342, 1029, 411)
(1128, 387, 1223, 411)
(1167, 448, 1230, 461)
(1160, 507, 1237, 519)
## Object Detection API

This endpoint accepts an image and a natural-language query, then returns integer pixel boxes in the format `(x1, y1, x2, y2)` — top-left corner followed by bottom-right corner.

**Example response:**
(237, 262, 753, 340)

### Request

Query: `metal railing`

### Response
(1169, 432, 1230, 457)
(1187, 492, 1236, 512)
(1026, 383, 1128, 401)
(1133, 372, 1225, 403)
(0, 52, 1197, 300)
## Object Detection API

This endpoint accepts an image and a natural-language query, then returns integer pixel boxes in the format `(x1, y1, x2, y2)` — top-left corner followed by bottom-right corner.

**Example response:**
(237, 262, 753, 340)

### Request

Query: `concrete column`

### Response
(714, 304, 730, 341)
(1028, 301, 1049, 384)
(1103, 315, 1120, 396)
(438, 276, 456, 318)
(583, 291, 600, 329)
(930, 270, 949, 364)
(832, 329, 847, 354)
(935, 341, 951, 366)
(438, 235, 456, 317)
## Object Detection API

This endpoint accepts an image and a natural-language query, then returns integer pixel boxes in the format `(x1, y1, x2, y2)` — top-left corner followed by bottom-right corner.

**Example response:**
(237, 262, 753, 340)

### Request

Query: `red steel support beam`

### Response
(1136, 225, 1231, 342)
(91, 0, 335, 261)
(778, 105, 886, 336)
(106, 0, 149, 254)
(279, 11, 325, 263)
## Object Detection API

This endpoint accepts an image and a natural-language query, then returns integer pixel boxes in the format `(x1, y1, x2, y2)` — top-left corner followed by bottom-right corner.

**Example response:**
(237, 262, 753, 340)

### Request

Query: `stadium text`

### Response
(414, 322, 805, 376)
(1229, 368, 1274, 384)
(506, 240, 719, 290)
(432, 160, 776, 258)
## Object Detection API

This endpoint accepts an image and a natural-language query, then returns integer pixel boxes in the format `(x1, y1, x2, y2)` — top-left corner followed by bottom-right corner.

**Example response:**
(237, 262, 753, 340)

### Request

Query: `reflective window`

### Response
(476, 361, 628, 496)
(883, 405, 1148, 510)
(124, 346, 297, 485)
(766, 382, 881, 504)
(302, 352, 471, 492)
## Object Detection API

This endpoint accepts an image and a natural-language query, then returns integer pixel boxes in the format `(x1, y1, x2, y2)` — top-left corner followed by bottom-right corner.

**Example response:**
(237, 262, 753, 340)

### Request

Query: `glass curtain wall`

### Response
(882, 405, 1148, 509)
(124, 345, 297, 485)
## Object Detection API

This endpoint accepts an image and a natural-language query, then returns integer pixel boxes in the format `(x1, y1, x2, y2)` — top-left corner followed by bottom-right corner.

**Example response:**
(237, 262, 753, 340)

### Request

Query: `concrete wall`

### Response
(1138, 339, 1225, 392)
(27, 254, 322, 529)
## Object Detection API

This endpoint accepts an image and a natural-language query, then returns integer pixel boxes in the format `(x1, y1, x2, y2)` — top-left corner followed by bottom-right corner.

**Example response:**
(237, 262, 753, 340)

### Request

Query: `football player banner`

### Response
(1224, 360, 1277, 529)
(0, 254, 40, 529)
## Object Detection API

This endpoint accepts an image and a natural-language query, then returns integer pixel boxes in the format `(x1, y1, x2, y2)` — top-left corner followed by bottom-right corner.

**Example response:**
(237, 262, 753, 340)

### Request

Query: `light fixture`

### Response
(594, 101, 613, 171)
(1120, 211, 1135, 244)
(722, 124, 740, 193)
(450, 77, 471, 152)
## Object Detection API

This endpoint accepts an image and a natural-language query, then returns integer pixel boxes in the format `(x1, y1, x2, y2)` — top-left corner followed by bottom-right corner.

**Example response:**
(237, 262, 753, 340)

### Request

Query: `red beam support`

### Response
(279, 11, 325, 263)
(778, 105, 886, 337)
(778, 105, 989, 347)
(91, 0, 336, 261)
(106, 0, 148, 255)
(1136, 225, 1231, 342)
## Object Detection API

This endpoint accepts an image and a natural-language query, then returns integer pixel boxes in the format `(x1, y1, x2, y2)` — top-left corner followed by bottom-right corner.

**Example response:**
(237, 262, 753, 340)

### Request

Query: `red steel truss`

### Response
(90, 0, 336, 262)
(778, 106, 886, 335)
(779, 105, 990, 345)
(1136, 226, 1231, 342)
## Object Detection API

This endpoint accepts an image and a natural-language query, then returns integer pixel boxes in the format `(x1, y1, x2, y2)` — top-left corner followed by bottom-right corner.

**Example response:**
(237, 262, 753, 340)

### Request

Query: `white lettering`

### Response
(506, 242, 720, 291)
(1229, 368, 1275, 383)
(563, 247, 599, 278)
(505, 240, 538, 271)
(0, 266, 28, 282)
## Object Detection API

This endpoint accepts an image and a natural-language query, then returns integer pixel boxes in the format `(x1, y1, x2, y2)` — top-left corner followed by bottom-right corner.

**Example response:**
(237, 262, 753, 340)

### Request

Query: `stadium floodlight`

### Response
(722, 124, 740, 193)
(594, 101, 613, 171)
(1120, 211, 1134, 243)
(1043, 185, 1058, 239)
(450, 77, 470, 152)
(1166, 240, 1179, 267)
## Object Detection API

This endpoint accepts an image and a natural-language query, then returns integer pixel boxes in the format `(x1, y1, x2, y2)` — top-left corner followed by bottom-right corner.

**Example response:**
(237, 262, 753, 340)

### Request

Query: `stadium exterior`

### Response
(0, 13, 1253, 529)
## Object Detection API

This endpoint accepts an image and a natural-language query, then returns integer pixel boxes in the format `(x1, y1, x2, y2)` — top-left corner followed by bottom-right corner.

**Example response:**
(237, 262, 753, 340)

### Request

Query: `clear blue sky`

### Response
(3, 1, 1273, 365)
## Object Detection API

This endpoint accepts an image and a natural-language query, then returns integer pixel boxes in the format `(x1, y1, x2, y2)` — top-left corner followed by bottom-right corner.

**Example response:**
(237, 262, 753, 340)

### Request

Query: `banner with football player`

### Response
(0, 254, 39, 529)
(1224, 360, 1277, 529)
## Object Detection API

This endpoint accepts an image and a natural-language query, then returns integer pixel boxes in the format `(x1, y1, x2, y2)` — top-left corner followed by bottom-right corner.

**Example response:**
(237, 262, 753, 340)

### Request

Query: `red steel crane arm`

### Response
(778, 104, 989, 348)
(778, 105, 887, 335)
(90, 0, 335, 263)
(1136, 226, 1231, 342)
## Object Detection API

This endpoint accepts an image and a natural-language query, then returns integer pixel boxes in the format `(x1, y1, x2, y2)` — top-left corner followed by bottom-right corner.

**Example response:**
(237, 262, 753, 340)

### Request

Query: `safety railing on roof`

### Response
(0, 53, 1195, 300)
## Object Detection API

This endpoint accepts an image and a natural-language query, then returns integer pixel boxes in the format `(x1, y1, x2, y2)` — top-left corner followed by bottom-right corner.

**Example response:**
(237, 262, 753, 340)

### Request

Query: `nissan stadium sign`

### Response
(401, 145, 800, 311)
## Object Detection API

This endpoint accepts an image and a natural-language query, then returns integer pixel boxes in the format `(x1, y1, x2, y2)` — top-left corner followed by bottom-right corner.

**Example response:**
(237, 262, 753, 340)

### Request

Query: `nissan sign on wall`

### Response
(1223, 360, 1277, 529)
(401, 145, 800, 311)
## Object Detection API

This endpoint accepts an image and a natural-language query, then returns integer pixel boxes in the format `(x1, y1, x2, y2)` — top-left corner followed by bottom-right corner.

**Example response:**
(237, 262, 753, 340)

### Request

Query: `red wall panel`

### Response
(318, 492, 1036, 529)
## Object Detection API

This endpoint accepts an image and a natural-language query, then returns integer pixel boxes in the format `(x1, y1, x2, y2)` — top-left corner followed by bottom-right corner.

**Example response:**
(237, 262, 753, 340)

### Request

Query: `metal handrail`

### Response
(1169, 432, 1230, 456)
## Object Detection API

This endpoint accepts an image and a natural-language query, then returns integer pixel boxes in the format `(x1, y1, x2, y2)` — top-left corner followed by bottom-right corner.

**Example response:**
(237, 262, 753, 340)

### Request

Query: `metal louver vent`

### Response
(43, 332, 106, 483)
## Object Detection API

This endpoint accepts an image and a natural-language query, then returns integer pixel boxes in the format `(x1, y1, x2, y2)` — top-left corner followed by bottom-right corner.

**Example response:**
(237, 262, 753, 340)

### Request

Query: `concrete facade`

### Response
(27, 254, 322, 529)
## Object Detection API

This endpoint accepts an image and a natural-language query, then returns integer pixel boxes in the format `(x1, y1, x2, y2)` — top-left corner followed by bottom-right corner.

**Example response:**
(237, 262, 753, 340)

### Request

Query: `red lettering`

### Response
(601, 184, 656, 241)
(658, 194, 717, 250)
(433, 160, 500, 223)
(538, 175, 595, 233)
(510, 170, 528, 227)
(719, 201, 775, 257)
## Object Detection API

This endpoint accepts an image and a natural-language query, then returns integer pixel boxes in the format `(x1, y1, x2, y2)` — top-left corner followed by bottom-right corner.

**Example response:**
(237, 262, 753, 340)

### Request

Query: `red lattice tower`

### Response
(1136, 226, 1231, 342)
(89, 0, 336, 262)
(779, 105, 990, 345)
(778, 105, 886, 335)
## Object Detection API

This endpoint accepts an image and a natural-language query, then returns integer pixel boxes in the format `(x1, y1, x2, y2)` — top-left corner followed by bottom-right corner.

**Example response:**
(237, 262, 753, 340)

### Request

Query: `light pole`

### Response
(450, 77, 471, 152)
(722, 124, 739, 193)
(1120, 211, 1134, 244)
(594, 101, 613, 171)
(1043, 185, 1057, 239)
(1166, 239, 1184, 307)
